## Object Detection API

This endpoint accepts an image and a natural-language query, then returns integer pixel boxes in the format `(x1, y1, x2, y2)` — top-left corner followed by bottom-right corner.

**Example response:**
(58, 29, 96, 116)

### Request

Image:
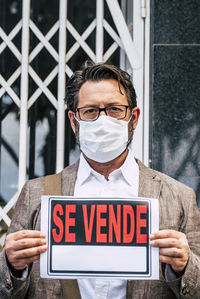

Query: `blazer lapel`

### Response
(137, 159, 162, 199)
(62, 161, 79, 196)
(60, 279, 81, 299)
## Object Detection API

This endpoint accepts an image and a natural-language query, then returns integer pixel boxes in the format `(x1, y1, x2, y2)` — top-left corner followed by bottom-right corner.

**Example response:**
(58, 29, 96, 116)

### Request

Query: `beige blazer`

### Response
(0, 160, 200, 298)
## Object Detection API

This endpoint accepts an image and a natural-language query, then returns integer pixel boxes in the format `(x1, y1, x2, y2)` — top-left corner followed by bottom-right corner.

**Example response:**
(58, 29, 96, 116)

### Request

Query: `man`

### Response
(0, 61, 200, 298)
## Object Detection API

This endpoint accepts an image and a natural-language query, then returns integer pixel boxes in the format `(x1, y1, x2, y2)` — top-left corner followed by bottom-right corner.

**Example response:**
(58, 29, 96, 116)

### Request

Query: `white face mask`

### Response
(76, 115, 131, 163)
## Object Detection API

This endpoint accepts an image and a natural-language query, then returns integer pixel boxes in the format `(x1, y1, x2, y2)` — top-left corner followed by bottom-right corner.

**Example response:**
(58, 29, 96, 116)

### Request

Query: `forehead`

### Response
(77, 79, 128, 107)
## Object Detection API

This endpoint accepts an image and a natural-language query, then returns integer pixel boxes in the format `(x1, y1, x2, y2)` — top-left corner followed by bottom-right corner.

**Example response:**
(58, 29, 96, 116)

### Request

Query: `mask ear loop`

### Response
(127, 109, 134, 149)
(73, 113, 80, 123)
(127, 109, 134, 123)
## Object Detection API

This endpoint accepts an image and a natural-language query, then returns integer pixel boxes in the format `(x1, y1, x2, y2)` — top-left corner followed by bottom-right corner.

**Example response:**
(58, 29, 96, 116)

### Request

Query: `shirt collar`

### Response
(77, 153, 92, 185)
(77, 150, 139, 187)
(120, 149, 139, 186)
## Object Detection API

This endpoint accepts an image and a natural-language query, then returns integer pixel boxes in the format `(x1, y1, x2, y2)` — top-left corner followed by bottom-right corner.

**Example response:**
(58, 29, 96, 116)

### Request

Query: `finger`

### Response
(9, 245, 48, 268)
(159, 255, 187, 272)
(150, 238, 180, 248)
(159, 247, 183, 258)
(7, 245, 47, 271)
(150, 230, 184, 240)
(8, 230, 46, 241)
(11, 254, 41, 271)
(14, 238, 47, 251)
(13, 244, 48, 260)
(159, 255, 179, 264)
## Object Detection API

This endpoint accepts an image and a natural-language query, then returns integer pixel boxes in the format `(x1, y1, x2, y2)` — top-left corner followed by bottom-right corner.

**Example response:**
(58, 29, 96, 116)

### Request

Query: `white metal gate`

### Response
(0, 0, 149, 247)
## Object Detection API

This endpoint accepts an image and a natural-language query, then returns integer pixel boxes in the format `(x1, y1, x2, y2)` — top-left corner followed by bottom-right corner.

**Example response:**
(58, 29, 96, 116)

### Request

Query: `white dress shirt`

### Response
(74, 149, 139, 299)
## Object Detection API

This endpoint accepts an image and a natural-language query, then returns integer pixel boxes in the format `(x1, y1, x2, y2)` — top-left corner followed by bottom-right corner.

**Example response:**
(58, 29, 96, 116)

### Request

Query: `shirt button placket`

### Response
(95, 280, 109, 299)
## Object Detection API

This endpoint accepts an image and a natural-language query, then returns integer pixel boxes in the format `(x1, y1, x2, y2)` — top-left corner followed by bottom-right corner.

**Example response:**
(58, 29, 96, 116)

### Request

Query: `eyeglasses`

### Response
(75, 105, 130, 121)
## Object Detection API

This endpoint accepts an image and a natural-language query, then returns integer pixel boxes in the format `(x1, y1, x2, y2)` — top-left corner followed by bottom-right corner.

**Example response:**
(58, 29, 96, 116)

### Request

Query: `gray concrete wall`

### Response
(150, 0, 200, 206)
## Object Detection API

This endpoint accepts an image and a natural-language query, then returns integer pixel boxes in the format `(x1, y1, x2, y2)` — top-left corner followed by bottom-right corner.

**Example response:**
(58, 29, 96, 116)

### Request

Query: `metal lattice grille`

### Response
(0, 0, 148, 248)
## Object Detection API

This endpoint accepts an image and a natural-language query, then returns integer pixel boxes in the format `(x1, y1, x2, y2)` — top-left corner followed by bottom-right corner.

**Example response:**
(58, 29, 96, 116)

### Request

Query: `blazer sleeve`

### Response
(0, 181, 35, 299)
(165, 187, 200, 298)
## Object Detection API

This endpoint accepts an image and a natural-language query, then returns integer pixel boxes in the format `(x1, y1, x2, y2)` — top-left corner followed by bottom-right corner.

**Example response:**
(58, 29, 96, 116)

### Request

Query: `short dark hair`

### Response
(65, 60, 137, 112)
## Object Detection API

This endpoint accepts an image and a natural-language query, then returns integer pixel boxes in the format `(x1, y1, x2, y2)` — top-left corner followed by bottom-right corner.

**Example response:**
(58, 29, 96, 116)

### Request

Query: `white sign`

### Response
(40, 196, 159, 280)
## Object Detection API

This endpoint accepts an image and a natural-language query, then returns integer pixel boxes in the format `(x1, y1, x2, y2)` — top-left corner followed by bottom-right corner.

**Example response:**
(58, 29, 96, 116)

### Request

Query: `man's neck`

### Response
(83, 149, 129, 180)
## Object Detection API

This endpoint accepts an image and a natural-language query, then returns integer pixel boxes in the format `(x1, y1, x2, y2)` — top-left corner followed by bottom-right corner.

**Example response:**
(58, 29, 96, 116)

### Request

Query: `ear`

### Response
(132, 107, 140, 130)
(68, 111, 76, 134)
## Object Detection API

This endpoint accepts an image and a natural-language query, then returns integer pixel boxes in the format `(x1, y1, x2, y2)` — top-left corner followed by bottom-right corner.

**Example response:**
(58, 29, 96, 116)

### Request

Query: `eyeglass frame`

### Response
(75, 104, 132, 121)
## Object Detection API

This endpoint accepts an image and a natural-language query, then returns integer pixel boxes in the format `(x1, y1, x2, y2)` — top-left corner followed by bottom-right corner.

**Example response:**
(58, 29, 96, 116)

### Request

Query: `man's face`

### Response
(68, 79, 140, 145)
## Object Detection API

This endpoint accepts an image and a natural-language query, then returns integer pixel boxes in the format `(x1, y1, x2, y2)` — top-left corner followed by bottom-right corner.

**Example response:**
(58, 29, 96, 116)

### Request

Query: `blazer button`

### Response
(182, 284, 189, 295)
(6, 279, 12, 289)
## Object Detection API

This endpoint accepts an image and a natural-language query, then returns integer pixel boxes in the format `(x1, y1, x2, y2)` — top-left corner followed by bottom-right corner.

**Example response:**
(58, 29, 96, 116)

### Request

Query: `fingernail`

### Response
(40, 233, 46, 237)
(41, 239, 47, 244)
(149, 234, 154, 239)
(42, 245, 48, 250)
(149, 241, 155, 245)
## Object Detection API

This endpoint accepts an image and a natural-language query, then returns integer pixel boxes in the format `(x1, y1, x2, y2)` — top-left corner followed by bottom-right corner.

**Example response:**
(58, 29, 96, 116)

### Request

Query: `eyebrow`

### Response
(79, 102, 125, 108)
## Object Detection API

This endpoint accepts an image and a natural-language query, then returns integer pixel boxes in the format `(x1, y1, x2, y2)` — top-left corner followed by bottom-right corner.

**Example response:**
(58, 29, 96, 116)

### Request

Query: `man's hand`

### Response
(5, 230, 47, 271)
(150, 230, 189, 273)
